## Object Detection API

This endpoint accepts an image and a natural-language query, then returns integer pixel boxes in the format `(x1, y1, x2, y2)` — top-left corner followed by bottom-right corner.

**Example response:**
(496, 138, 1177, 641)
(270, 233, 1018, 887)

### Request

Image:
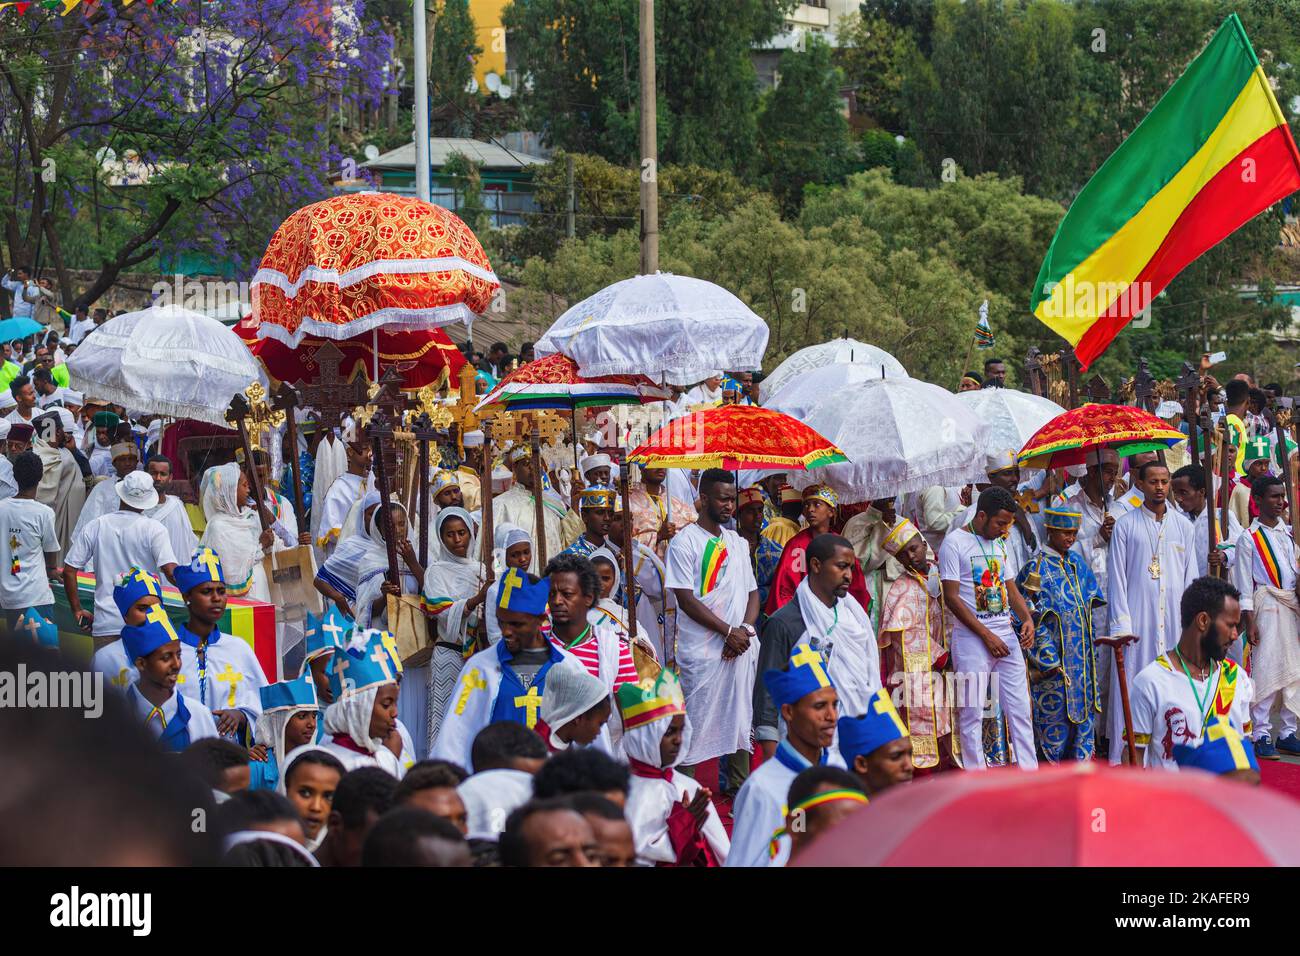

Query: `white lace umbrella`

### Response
(955, 388, 1066, 463)
(760, 337, 907, 403)
(67, 305, 268, 428)
(533, 273, 769, 386)
(762, 362, 898, 422)
(787, 377, 989, 504)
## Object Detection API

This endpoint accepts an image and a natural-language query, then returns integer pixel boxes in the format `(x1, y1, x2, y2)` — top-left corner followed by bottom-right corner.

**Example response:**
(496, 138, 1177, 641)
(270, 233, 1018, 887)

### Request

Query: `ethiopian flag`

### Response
(1031, 14, 1300, 369)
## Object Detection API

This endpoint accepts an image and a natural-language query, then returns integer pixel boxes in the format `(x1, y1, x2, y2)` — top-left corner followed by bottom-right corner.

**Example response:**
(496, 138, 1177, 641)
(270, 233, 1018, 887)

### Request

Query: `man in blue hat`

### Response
(1017, 507, 1106, 762)
(1173, 715, 1260, 785)
(431, 567, 569, 771)
(561, 485, 617, 559)
(174, 546, 268, 743)
(726, 643, 839, 868)
(90, 567, 171, 690)
(122, 614, 218, 752)
(839, 687, 915, 795)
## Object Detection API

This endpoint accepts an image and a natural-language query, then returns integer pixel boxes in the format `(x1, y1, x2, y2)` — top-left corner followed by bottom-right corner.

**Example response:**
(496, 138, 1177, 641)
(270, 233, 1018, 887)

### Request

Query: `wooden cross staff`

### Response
(1023, 347, 1046, 398)
(293, 341, 370, 432)
(1132, 357, 1165, 469)
(405, 411, 442, 569)
(226, 393, 272, 538)
(272, 383, 306, 533)
(366, 409, 402, 589)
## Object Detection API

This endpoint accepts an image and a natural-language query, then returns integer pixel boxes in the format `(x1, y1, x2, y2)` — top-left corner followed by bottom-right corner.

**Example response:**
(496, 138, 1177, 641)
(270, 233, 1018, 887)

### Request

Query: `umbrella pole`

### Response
(619, 458, 638, 642)
(373, 327, 379, 382)
(530, 421, 548, 571)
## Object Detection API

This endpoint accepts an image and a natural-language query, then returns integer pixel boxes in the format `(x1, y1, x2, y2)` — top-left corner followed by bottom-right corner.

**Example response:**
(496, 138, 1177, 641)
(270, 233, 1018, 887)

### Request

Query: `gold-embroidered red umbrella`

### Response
(627, 404, 847, 471)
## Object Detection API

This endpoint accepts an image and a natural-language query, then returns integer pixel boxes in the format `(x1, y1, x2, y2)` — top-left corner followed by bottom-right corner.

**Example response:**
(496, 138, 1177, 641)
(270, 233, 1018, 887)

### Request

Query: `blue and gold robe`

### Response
(1018, 548, 1106, 761)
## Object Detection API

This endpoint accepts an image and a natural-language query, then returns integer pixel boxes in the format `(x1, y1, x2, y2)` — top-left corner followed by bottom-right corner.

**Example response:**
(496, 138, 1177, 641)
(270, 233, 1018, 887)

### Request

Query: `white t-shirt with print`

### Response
(0, 496, 58, 609)
(938, 525, 1017, 645)
(1130, 654, 1254, 770)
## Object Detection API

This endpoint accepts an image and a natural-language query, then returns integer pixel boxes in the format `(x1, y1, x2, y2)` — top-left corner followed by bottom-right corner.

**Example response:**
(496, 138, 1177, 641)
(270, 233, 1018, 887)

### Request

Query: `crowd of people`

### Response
(1, 279, 1297, 865)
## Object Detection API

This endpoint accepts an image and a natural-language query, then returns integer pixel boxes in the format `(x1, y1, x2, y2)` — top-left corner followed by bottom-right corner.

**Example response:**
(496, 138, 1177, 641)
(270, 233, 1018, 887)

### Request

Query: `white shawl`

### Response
(199, 462, 266, 599)
(794, 575, 880, 719)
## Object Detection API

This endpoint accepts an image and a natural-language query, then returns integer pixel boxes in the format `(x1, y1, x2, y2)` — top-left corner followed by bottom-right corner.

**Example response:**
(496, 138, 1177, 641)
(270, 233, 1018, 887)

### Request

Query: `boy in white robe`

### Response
(620, 668, 729, 866)
(91, 567, 172, 690)
(122, 614, 218, 751)
(665, 469, 760, 777)
(320, 628, 414, 777)
(173, 546, 269, 745)
(314, 439, 372, 557)
(432, 567, 571, 770)
(1130, 576, 1254, 770)
(727, 644, 839, 868)
(1106, 461, 1198, 763)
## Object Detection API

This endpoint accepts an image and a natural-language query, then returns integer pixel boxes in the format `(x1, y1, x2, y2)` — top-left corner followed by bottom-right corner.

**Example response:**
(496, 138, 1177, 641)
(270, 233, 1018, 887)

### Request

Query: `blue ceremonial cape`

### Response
(159, 694, 195, 753)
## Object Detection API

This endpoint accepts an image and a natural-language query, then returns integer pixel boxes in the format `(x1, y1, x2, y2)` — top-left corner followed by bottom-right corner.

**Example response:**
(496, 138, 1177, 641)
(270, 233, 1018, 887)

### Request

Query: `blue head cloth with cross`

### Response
(260, 668, 319, 715)
(838, 688, 910, 764)
(16, 608, 59, 648)
(496, 567, 550, 617)
(304, 606, 353, 663)
(328, 629, 403, 700)
(174, 546, 225, 595)
(1173, 716, 1259, 774)
(122, 614, 181, 663)
(763, 642, 835, 709)
(113, 566, 162, 617)
(1043, 507, 1082, 532)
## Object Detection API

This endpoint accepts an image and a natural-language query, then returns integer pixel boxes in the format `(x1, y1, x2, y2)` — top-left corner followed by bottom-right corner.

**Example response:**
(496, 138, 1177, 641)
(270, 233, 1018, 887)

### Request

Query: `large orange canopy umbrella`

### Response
(627, 404, 846, 471)
(250, 192, 499, 348)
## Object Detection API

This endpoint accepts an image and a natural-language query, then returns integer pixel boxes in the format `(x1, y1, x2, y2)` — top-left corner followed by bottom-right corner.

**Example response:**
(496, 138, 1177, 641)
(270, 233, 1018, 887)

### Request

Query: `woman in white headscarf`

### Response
(537, 656, 613, 754)
(421, 506, 489, 755)
(200, 462, 273, 601)
(353, 491, 422, 630)
(483, 522, 533, 646)
(321, 677, 414, 779)
(588, 546, 632, 641)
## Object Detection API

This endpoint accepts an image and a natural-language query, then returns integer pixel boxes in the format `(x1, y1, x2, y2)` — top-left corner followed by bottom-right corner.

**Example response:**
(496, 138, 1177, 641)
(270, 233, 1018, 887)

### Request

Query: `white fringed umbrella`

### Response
(760, 337, 906, 403)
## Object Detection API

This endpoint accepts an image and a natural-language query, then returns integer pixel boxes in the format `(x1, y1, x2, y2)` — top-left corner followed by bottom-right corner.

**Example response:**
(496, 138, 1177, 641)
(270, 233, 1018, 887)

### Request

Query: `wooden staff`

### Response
(530, 421, 548, 571)
(273, 384, 306, 532)
(1217, 419, 1234, 577)
(1271, 401, 1297, 540)
(1098, 635, 1140, 766)
(619, 458, 638, 641)
(368, 411, 401, 589)
(1199, 405, 1221, 578)
(226, 395, 272, 537)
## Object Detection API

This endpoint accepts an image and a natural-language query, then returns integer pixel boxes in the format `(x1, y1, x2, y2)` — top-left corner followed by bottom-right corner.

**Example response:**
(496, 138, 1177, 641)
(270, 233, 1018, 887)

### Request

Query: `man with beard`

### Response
(1130, 576, 1254, 770)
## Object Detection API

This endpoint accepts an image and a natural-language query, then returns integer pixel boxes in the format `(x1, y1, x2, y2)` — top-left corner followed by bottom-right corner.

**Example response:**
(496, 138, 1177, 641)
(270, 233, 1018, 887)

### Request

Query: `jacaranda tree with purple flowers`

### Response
(0, 0, 394, 308)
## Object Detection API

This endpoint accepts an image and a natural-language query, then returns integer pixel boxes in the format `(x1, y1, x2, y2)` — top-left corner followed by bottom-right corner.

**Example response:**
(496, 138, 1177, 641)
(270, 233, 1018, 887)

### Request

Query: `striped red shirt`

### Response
(549, 628, 639, 689)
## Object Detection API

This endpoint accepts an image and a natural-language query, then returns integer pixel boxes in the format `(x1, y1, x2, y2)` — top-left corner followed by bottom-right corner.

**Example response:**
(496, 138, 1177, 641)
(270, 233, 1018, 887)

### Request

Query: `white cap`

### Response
(1154, 400, 1182, 420)
(984, 448, 1018, 474)
(115, 470, 159, 509)
(539, 658, 612, 748)
(580, 453, 612, 476)
(462, 430, 485, 447)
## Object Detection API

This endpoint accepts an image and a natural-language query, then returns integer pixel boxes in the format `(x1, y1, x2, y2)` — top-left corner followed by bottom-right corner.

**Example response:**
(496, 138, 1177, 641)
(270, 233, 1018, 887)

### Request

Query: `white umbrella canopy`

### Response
(760, 337, 907, 403)
(955, 387, 1066, 463)
(533, 273, 769, 386)
(788, 377, 989, 504)
(762, 362, 898, 422)
(67, 304, 268, 428)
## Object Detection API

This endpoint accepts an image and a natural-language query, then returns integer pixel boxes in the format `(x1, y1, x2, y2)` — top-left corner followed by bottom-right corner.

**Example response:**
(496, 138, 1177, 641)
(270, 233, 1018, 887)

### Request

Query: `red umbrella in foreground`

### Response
(792, 763, 1300, 866)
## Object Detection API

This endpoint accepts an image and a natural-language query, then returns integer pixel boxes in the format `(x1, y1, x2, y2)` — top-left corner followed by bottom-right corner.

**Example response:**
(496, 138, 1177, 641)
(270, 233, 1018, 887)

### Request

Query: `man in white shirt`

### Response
(62, 470, 178, 647)
(0, 451, 60, 630)
(938, 485, 1038, 770)
(1, 267, 36, 319)
(5, 375, 38, 425)
(1130, 576, 1254, 770)
(67, 305, 96, 345)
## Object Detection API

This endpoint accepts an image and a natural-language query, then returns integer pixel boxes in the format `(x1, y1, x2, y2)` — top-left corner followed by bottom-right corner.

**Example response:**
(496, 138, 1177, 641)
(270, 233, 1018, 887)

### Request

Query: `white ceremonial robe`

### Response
(725, 745, 843, 868)
(628, 540, 676, 664)
(664, 523, 759, 766)
(1185, 507, 1243, 579)
(493, 484, 567, 575)
(1105, 504, 1198, 763)
(626, 769, 730, 865)
(35, 443, 85, 558)
(92, 638, 140, 691)
(315, 472, 367, 555)
(146, 495, 200, 579)
(125, 682, 219, 744)
(1231, 520, 1300, 740)
(178, 628, 269, 728)
(903, 485, 965, 558)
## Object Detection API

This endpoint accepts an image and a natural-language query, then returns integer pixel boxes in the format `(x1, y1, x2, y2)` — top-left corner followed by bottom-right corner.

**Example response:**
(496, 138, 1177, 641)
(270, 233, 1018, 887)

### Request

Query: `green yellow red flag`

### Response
(1030, 14, 1300, 369)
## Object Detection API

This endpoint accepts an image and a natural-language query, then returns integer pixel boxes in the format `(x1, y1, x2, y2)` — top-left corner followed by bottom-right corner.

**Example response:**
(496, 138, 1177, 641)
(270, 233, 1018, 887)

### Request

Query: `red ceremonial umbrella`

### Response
(627, 404, 847, 471)
(250, 192, 499, 347)
(791, 763, 1300, 867)
(474, 353, 670, 412)
(1017, 403, 1185, 469)
(235, 315, 465, 390)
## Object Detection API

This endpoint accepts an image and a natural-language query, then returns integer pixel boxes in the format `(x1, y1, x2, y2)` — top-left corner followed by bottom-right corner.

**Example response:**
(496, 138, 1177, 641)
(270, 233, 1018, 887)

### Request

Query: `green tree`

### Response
(834, 12, 906, 130)
(756, 38, 856, 217)
(442, 152, 489, 235)
(429, 0, 484, 134)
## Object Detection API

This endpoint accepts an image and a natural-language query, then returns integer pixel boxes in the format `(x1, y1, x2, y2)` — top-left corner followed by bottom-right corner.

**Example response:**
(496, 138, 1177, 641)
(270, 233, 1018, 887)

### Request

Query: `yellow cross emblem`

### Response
(513, 685, 543, 728)
(498, 569, 522, 609)
(380, 632, 404, 674)
(144, 603, 178, 640)
(1205, 719, 1249, 769)
(216, 664, 244, 708)
(873, 690, 909, 737)
(791, 644, 830, 688)
(196, 548, 222, 580)
(112, 667, 132, 688)
(455, 668, 487, 715)
(132, 568, 159, 594)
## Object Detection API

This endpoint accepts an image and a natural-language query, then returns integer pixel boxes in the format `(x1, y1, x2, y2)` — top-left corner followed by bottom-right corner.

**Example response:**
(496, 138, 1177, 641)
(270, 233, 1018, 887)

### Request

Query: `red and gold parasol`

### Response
(628, 404, 847, 471)
(235, 315, 465, 390)
(250, 192, 499, 348)
(1017, 403, 1185, 469)
(474, 353, 669, 412)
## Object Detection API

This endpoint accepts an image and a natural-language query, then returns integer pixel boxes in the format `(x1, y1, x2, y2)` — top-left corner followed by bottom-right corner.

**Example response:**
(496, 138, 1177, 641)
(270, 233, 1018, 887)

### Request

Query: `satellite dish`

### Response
(465, 76, 479, 94)
(364, 144, 380, 161)
(498, 84, 513, 100)
(95, 147, 117, 164)
(485, 72, 501, 93)
(895, 134, 905, 145)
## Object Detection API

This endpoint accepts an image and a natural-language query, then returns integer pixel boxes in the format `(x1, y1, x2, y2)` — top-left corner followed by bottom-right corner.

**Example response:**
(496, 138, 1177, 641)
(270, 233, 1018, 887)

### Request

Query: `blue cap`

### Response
(260, 668, 319, 714)
(328, 629, 403, 699)
(763, 643, 835, 709)
(1173, 717, 1259, 774)
(113, 566, 162, 617)
(496, 567, 550, 617)
(16, 608, 59, 648)
(174, 546, 225, 594)
(1043, 508, 1082, 531)
(838, 688, 910, 764)
(122, 609, 181, 662)
(304, 606, 353, 662)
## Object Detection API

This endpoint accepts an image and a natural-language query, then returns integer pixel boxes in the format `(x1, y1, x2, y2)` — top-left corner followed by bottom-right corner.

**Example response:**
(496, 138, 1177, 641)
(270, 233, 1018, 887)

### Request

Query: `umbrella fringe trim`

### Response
(87, 329, 265, 379)
(251, 257, 499, 296)
(787, 459, 988, 505)
(66, 372, 239, 430)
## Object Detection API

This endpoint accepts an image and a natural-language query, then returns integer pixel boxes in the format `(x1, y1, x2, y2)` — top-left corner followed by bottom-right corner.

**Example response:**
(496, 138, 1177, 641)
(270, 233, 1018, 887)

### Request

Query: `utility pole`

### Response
(638, 0, 658, 274)
(566, 154, 576, 239)
(413, 0, 431, 202)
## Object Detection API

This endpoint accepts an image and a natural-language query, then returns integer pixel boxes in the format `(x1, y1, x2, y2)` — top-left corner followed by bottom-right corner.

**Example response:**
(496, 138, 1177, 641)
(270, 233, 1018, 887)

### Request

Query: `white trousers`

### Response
(952, 626, 1038, 770)
(1251, 690, 1299, 742)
